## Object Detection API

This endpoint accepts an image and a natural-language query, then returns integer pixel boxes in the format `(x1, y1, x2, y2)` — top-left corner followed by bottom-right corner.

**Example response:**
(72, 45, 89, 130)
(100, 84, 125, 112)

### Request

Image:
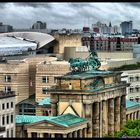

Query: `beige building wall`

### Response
(25, 55, 57, 96)
(98, 52, 133, 60)
(36, 61, 70, 102)
(53, 34, 82, 55)
(0, 60, 29, 104)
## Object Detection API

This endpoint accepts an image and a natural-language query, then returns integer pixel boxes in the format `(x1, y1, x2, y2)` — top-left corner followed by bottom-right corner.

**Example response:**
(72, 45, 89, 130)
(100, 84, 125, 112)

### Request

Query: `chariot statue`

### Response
(69, 48, 101, 73)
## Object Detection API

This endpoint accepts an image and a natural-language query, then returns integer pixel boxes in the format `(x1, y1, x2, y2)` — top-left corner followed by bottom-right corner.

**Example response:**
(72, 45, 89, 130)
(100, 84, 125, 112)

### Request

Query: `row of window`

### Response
(129, 76, 140, 82)
(42, 76, 57, 83)
(2, 75, 57, 84)
(1, 102, 13, 110)
(130, 97, 139, 102)
(18, 103, 36, 115)
(129, 87, 140, 93)
(2, 114, 14, 125)
(7, 129, 14, 138)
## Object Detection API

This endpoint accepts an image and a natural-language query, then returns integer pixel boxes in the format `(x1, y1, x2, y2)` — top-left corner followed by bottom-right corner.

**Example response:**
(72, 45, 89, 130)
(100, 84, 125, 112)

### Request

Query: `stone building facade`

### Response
(53, 33, 82, 56)
(49, 70, 129, 137)
(0, 91, 16, 137)
(0, 60, 29, 104)
(35, 60, 70, 116)
(16, 113, 88, 138)
(82, 36, 138, 52)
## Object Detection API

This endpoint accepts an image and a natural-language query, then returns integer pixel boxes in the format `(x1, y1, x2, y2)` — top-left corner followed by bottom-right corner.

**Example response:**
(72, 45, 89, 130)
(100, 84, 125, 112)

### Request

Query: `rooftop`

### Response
(38, 98, 51, 106)
(16, 113, 88, 127)
(60, 70, 118, 80)
(0, 37, 37, 48)
(0, 32, 55, 49)
(126, 99, 140, 109)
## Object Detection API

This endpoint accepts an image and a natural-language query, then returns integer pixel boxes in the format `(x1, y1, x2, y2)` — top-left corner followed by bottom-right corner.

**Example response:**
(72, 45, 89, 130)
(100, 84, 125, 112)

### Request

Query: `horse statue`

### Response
(69, 49, 101, 73)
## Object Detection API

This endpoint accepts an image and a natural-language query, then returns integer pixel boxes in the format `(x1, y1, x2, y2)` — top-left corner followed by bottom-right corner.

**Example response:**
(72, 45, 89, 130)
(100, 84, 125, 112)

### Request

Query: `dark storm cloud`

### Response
(0, 3, 140, 29)
(0, 3, 7, 8)
(14, 3, 53, 9)
(126, 3, 140, 8)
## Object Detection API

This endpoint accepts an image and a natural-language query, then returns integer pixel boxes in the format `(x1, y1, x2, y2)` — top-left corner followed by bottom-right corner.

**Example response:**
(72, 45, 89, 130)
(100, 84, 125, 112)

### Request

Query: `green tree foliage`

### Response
(114, 120, 140, 137)
(109, 63, 140, 71)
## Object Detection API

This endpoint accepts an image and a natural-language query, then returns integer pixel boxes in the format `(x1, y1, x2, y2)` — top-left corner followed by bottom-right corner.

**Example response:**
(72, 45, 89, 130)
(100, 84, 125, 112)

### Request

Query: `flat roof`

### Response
(126, 99, 140, 109)
(59, 70, 118, 80)
(16, 113, 88, 127)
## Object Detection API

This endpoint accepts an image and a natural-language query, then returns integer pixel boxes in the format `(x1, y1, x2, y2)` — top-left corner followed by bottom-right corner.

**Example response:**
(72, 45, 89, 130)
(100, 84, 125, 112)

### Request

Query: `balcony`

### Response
(0, 91, 16, 99)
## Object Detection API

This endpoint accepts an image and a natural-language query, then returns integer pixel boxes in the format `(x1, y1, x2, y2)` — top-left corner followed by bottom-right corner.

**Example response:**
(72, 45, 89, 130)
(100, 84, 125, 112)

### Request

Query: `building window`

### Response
(11, 114, 13, 123)
(136, 76, 139, 81)
(5, 86, 11, 93)
(42, 76, 49, 83)
(54, 77, 57, 83)
(31, 132, 37, 138)
(19, 103, 35, 115)
(11, 102, 13, 108)
(130, 97, 134, 101)
(135, 96, 139, 102)
(7, 115, 9, 124)
(42, 87, 47, 94)
(130, 87, 134, 93)
(5, 75, 11, 82)
(129, 77, 134, 82)
(2, 116, 5, 125)
(2, 104, 5, 110)
(136, 86, 139, 92)
(7, 129, 9, 138)
(11, 129, 13, 138)
(7, 103, 9, 109)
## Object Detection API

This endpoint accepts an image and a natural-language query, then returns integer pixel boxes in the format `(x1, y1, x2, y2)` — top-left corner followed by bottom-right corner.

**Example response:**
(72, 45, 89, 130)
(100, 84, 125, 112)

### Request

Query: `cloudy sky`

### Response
(0, 3, 140, 29)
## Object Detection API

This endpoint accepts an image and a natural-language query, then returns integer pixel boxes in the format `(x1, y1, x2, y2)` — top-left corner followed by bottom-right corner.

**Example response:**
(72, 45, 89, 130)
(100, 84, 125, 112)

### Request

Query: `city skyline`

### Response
(0, 3, 140, 29)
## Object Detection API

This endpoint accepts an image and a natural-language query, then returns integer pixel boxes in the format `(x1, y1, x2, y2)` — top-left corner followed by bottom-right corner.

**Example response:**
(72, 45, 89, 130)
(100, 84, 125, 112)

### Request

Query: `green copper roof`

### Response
(16, 115, 55, 124)
(16, 113, 88, 127)
(38, 98, 51, 106)
(126, 100, 140, 109)
(48, 113, 87, 127)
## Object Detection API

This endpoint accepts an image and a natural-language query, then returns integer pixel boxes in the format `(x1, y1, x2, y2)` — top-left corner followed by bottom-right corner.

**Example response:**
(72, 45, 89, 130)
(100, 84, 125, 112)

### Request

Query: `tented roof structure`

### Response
(0, 32, 55, 49)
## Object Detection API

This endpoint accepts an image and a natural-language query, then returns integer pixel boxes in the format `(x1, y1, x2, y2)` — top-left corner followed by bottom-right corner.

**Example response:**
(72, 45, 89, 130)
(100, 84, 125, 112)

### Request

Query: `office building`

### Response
(120, 21, 133, 36)
(32, 21, 47, 30)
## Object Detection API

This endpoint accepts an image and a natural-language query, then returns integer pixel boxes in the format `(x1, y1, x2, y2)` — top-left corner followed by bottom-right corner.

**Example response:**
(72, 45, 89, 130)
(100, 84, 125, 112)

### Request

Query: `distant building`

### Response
(0, 22, 13, 33)
(121, 70, 140, 102)
(93, 27, 99, 33)
(81, 35, 138, 52)
(126, 100, 140, 121)
(31, 21, 47, 30)
(111, 25, 121, 34)
(0, 91, 16, 137)
(120, 21, 133, 36)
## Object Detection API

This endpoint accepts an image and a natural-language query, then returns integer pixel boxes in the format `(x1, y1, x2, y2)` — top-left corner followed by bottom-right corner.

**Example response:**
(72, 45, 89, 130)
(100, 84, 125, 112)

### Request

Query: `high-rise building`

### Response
(32, 21, 47, 30)
(120, 21, 133, 36)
